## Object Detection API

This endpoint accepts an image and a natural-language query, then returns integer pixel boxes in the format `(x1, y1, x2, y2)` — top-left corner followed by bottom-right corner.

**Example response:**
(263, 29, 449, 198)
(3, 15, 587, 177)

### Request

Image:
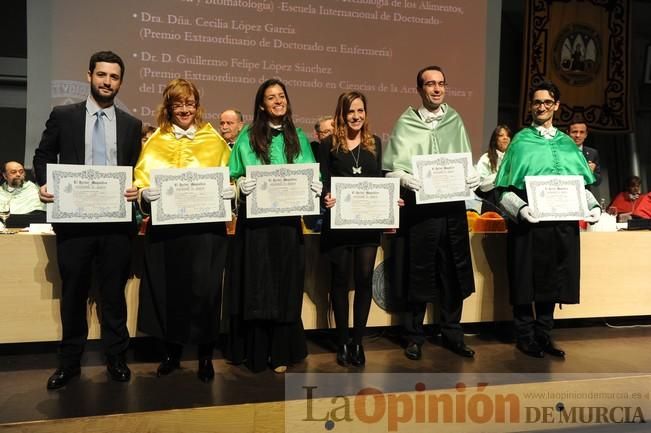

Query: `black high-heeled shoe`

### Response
(350, 344, 365, 367)
(336, 344, 350, 366)
(197, 359, 215, 382)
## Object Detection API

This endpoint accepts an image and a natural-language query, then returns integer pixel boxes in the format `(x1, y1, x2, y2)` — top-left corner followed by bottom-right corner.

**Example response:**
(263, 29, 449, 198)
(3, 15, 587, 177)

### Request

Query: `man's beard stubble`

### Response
(90, 84, 118, 106)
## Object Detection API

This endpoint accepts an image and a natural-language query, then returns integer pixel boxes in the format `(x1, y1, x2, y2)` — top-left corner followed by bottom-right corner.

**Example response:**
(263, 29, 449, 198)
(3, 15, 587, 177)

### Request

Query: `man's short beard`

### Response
(9, 178, 24, 188)
(90, 85, 117, 105)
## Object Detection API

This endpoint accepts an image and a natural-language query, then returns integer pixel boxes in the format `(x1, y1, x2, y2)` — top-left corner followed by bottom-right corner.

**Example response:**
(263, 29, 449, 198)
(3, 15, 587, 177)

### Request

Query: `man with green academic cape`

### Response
(494, 81, 600, 358)
(383, 65, 479, 361)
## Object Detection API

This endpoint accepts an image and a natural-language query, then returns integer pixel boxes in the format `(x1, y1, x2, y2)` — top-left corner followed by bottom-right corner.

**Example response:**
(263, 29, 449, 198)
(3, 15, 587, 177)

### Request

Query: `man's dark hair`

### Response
(567, 121, 588, 131)
(530, 80, 560, 102)
(0, 161, 7, 175)
(89, 51, 125, 78)
(416, 65, 446, 89)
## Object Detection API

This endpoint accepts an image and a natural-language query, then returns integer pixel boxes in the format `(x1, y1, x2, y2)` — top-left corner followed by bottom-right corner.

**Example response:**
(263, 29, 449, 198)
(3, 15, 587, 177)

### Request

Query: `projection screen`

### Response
(26, 0, 501, 166)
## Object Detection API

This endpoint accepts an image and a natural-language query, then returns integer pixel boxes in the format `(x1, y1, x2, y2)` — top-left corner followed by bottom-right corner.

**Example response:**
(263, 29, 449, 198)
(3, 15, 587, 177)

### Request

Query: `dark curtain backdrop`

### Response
(521, 0, 631, 132)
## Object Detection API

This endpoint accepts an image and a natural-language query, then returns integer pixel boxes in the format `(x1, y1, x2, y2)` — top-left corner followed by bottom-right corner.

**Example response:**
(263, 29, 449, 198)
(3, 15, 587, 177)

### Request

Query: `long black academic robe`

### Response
(505, 190, 580, 305)
(395, 193, 476, 305)
(138, 223, 228, 344)
(222, 206, 308, 371)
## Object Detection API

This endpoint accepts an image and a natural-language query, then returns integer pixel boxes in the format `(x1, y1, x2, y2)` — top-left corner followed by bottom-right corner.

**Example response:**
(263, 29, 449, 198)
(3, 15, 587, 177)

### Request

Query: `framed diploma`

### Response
(330, 177, 400, 229)
(246, 163, 320, 219)
(525, 175, 589, 221)
(411, 153, 473, 204)
(150, 167, 231, 225)
(46, 164, 132, 223)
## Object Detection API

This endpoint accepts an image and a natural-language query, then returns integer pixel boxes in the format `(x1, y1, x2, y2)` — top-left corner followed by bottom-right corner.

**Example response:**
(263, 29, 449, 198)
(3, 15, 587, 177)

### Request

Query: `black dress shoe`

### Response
(107, 357, 131, 382)
(336, 344, 350, 367)
(197, 359, 215, 382)
(441, 338, 475, 358)
(539, 339, 565, 358)
(47, 366, 81, 390)
(350, 344, 365, 367)
(516, 340, 545, 358)
(157, 355, 181, 377)
(404, 342, 422, 360)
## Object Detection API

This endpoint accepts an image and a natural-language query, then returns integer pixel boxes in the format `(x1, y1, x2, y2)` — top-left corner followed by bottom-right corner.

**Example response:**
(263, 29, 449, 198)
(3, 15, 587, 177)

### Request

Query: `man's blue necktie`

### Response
(92, 110, 106, 165)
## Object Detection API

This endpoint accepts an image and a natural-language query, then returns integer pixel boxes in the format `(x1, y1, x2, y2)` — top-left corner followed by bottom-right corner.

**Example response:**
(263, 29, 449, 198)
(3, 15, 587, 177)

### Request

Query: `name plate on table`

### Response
(411, 153, 472, 204)
(150, 167, 231, 225)
(46, 163, 132, 223)
(525, 175, 588, 221)
(246, 163, 320, 219)
(330, 177, 400, 229)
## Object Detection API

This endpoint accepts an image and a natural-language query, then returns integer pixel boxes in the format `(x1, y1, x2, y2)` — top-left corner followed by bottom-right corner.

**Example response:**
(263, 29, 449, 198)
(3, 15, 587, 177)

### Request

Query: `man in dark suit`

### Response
(568, 122, 601, 187)
(33, 51, 142, 390)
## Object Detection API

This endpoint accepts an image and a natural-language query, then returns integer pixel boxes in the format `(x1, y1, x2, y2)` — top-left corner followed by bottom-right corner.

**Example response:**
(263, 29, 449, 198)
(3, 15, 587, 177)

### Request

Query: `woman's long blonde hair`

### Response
(331, 91, 376, 156)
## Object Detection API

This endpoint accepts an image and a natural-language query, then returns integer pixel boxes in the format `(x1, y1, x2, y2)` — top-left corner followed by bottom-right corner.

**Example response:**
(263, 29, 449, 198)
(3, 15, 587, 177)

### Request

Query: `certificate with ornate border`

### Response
(411, 152, 472, 204)
(525, 175, 588, 221)
(46, 163, 132, 223)
(150, 167, 231, 225)
(330, 177, 400, 229)
(246, 163, 320, 219)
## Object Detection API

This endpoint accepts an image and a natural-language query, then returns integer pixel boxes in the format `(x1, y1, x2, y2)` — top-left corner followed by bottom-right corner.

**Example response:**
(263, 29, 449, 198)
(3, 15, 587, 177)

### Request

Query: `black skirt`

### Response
(319, 210, 381, 255)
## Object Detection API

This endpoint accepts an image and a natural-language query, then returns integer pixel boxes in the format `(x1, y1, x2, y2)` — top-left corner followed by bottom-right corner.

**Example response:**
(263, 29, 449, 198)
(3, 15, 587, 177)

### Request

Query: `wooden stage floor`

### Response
(1, 321, 650, 432)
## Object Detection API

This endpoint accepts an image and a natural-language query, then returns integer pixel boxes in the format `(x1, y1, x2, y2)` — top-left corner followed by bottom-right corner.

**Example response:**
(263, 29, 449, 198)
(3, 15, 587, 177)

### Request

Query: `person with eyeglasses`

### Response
(133, 78, 233, 382)
(494, 80, 600, 358)
(383, 65, 480, 362)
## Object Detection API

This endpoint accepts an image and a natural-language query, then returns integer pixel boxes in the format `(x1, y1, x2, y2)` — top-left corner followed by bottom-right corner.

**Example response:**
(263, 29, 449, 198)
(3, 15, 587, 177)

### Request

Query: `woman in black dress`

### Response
(319, 91, 393, 366)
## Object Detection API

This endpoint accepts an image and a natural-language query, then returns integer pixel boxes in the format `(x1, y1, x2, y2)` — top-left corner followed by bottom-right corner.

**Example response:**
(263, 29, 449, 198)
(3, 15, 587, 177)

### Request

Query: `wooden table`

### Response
(1, 231, 649, 343)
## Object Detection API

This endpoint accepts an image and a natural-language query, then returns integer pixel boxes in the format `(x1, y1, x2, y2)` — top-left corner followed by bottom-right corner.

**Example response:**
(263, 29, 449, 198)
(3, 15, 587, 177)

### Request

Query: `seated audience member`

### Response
(218, 109, 244, 149)
(0, 161, 46, 218)
(310, 115, 334, 162)
(609, 176, 643, 218)
(475, 124, 512, 213)
(632, 193, 651, 219)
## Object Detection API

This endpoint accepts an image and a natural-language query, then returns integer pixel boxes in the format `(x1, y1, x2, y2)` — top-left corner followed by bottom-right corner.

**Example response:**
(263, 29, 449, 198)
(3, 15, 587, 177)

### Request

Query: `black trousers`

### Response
(512, 302, 555, 343)
(56, 231, 132, 368)
(404, 296, 463, 345)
